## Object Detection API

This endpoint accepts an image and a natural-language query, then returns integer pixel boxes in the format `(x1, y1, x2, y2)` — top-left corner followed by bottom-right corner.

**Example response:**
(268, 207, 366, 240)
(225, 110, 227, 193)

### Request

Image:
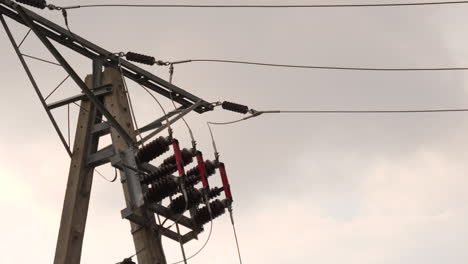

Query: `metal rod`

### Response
(17, 28, 30, 48)
(137, 107, 183, 134)
(21, 53, 61, 66)
(15, 6, 135, 146)
(0, 14, 72, 157)
(47, 84, 112, 110)
(175, 216, 188, 264)
(138, 100, 203, 145)
(45, 75, 70, 101)
(67, 103, 70, 146)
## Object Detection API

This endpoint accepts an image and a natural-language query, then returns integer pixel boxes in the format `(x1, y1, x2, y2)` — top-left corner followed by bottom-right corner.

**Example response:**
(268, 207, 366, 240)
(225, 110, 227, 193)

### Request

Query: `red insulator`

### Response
(16, 0, 46, 9)
(196, 152, 209, 189)
(185, 160, 217, 186)
(169, 188, 202, 215)
(125, 52, 156, 65)
(162, 148, 194, 167)
(136, 136, 171, 163)
(193, 199, 226, 226)
(218, 163, 232, 200)
(172, 141, 186, 176)
(222, 101, 249, 114)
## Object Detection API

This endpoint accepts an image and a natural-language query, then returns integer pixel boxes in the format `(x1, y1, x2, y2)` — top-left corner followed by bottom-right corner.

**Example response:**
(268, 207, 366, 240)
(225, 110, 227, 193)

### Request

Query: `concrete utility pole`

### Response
(54, 67, 166, 264)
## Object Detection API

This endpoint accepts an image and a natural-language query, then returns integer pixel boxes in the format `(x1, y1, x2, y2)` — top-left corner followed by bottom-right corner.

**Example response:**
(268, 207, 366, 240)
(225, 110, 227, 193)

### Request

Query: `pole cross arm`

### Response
(0, 0, 213, 113)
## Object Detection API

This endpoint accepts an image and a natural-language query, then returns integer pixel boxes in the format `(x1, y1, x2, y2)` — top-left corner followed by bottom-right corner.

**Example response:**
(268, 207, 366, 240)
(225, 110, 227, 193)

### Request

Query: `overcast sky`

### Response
(2, 0, 468, 263)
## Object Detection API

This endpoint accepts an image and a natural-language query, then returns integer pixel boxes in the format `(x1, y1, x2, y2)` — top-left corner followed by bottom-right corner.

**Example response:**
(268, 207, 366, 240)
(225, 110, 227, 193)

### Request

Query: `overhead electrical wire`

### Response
(170, 220, 214, 264)
(58, 1, 468, 9)
(268, 109, 468, 113)
(170, 59, 468, 72)
(206, 118, 244, 264)
(211, 107, 468, 126)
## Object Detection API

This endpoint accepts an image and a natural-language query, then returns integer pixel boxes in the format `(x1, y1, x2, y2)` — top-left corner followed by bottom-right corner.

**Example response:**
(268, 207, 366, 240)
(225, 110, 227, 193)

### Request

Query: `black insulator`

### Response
(144, 175, 178, 203)
(169, 188, 203, 215)
(222, 101, 249, 114)
(140, 163, 177, 185)
(185, 160, 217, 186)
(125, 52, 156, 65)
(16, 0, 46, 9)
(193, 199, 226, 226)
(208, 187, 224, 200)
(136, 136, 170, 163)
(186, 160, 217, 178)
(121, 258, 136, 264)
(162, 148, 194, 167)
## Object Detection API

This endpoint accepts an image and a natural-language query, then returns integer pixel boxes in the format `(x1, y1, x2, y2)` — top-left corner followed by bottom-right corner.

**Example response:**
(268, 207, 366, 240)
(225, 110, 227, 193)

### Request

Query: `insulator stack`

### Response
(162, 148, 194, 167)
(125, 52, 156, 65)
(140, 163, 177, 185)
(222, 101, 249, 114)
(208, 187, 224, 200)
(136, 136, 171, 163)
(193, 199, 226, 226)
(169, 188, 203, 215)
(144, 175, 178, 203)
(16, 0, 47, 9)
(185, 160, 217, 186)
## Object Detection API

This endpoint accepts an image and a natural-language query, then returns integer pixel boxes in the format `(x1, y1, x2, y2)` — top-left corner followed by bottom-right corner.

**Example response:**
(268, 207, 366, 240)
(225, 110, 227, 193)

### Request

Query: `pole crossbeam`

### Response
(0, 0, 213, 113)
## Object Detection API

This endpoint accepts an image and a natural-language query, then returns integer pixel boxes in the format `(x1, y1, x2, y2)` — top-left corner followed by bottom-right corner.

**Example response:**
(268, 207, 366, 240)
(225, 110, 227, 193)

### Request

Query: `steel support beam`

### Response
(15, 6, 135, 146)
(0, 14, 72, 157)
(0, 0, 213, 113)
(47, 84, 113, 110)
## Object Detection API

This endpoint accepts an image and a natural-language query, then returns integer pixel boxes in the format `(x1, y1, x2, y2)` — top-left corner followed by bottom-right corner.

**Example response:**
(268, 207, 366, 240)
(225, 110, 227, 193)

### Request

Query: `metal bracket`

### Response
(47, 84, 113, 110)
(86, 146, 115, 167)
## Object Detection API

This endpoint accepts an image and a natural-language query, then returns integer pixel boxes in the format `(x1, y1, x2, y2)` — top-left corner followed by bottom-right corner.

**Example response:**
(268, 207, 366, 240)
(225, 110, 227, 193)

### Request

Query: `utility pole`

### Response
(1, 2, 238, 264)
(54, 66, 166, 264)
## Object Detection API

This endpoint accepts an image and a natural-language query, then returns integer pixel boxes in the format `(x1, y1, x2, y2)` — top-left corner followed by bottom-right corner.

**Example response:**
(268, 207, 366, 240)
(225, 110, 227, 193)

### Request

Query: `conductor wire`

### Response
(137, 83, 173, 135)
(177, 59, 468, 71)
(62, 1, 468, 9)
(168, 64, 196, 147)
(170, 219, 214, 264)
(118, 57, 144, 145)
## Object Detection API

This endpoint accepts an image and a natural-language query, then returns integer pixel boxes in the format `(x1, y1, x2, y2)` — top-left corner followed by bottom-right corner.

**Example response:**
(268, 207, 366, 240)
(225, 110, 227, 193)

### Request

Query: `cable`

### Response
(209, 107, 468, 126)
(170, 208, 214, 264)
(118, 57, 143, 144)
(137, 83, 172, 134)
(94, 167, 118, 183)
(61, 1, 468, 9)
(273, 109, 468, 113)
(230, 214, 243, 264)
(115, 247, 146, 264)
(168, 64, 196, 146)
(174, 59, 468, 72)
(207, 120, 243, 264)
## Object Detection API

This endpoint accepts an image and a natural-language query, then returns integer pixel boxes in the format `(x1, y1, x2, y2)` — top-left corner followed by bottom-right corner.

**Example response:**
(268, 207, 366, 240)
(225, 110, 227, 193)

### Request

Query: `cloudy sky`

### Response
(2, 0, 468, 263)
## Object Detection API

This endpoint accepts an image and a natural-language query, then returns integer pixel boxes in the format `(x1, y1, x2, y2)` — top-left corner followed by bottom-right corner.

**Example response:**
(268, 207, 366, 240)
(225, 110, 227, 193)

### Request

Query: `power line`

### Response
(271, 109, 468, 113)
(173, 59, 468, 72)
(61, 1, 468, 9)
(210, 108, 468, 126)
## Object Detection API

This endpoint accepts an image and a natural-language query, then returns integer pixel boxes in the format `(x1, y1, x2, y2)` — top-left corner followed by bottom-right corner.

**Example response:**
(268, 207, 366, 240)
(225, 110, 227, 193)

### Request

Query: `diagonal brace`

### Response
(15, 6, 134, 146)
